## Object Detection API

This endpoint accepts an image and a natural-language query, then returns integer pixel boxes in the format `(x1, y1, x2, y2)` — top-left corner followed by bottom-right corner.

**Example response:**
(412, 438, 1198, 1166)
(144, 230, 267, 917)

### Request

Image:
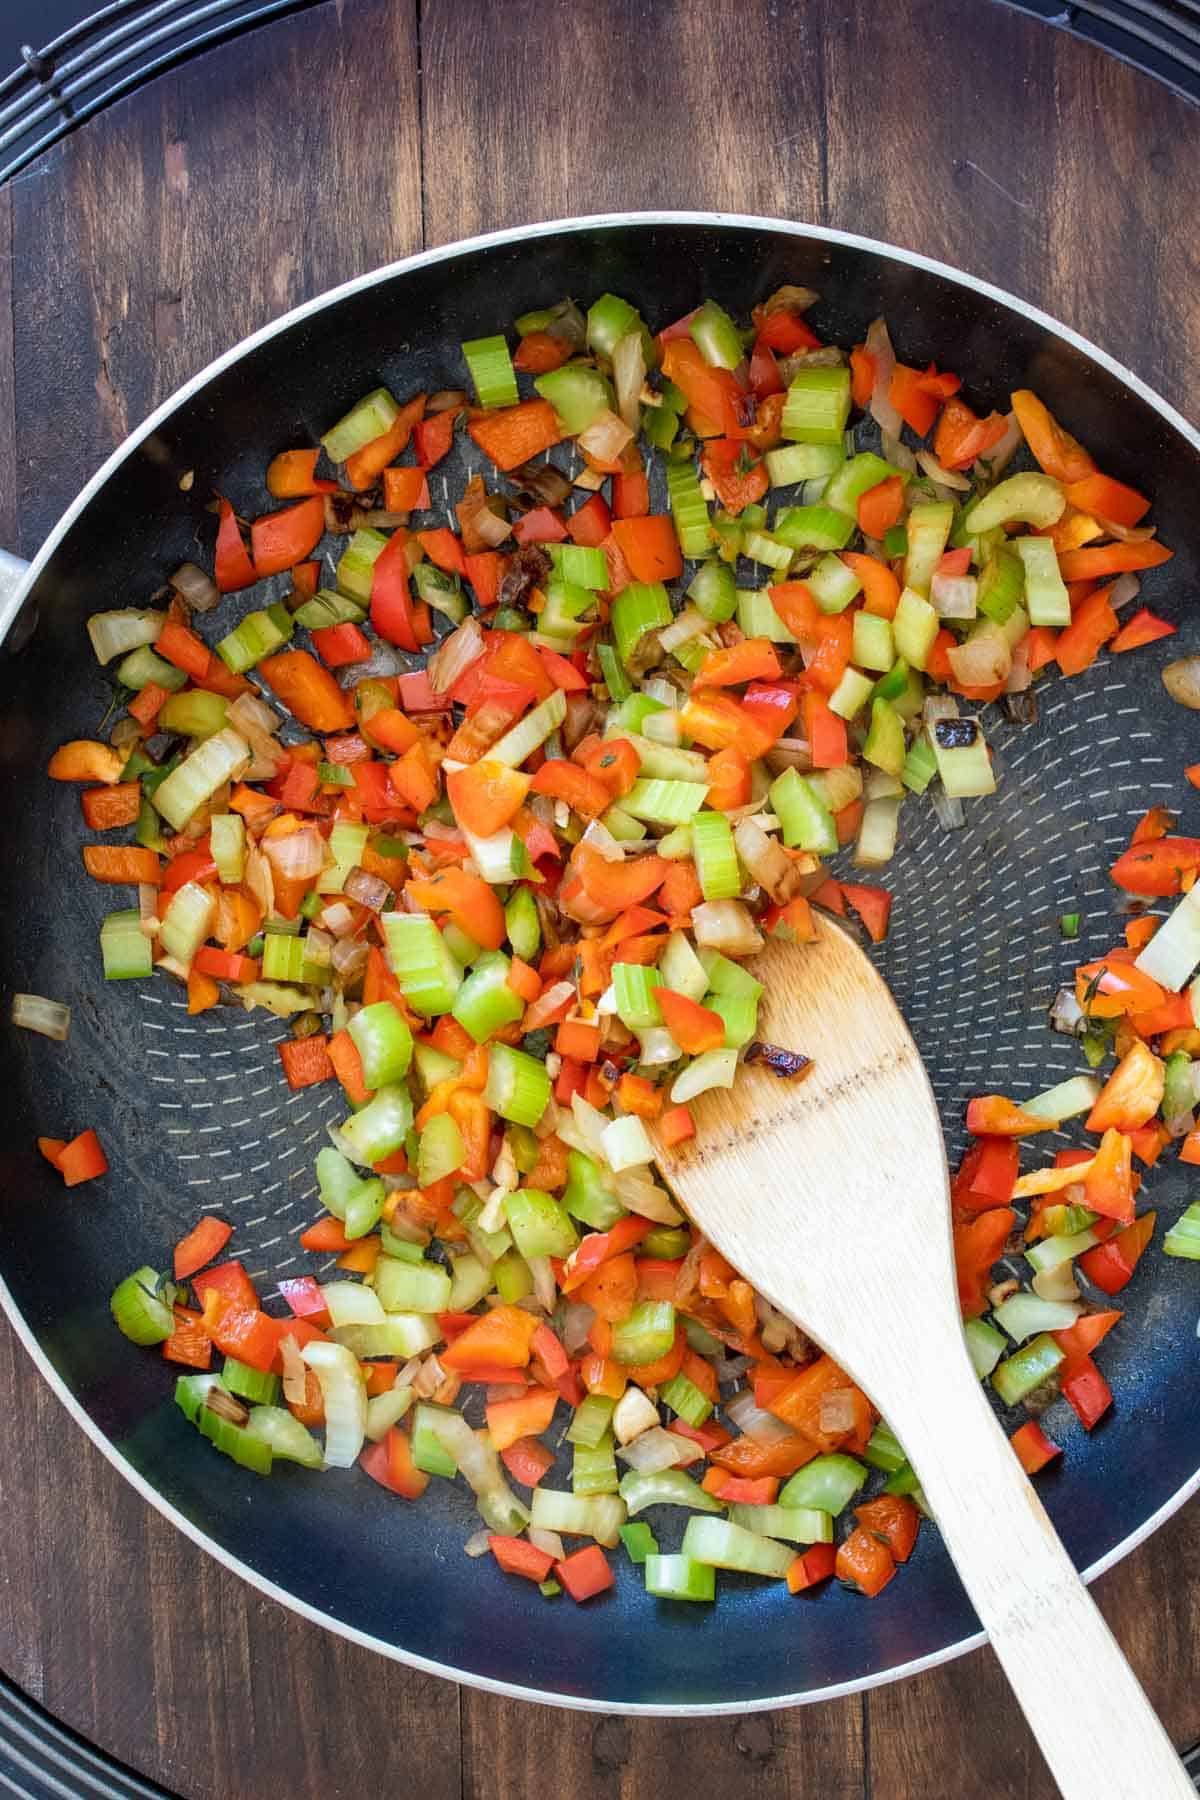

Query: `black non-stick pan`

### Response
(0, 214, 1196, 1714)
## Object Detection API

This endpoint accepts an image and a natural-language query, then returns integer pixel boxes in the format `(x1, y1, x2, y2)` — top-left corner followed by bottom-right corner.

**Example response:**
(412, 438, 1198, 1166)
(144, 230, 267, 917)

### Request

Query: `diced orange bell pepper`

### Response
(440, 1304, 541, 1370)
(835, 1526, 896, 1597)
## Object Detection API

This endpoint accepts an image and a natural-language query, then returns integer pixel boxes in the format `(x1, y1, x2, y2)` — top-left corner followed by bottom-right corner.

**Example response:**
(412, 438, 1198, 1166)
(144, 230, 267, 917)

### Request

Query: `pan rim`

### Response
(2, 208, 1198, 1717)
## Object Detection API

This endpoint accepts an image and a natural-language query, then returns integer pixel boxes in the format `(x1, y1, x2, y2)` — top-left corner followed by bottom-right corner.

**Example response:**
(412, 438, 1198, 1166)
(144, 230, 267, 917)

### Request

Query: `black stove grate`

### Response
(0, 0, 320, 183)
(1002, 0, 1200, 100)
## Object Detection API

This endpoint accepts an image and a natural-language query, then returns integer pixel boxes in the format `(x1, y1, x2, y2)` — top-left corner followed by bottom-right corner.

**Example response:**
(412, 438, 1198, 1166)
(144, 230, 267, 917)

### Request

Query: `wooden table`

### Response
(1, 2, 1198, 1793)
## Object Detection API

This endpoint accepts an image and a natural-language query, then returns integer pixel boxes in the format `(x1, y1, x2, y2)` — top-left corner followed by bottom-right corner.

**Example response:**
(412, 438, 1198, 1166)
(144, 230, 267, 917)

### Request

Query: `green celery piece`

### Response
(781, 366, 850, 445)
(322, 388, 400, 463)
(504, 1187, 578, 1259)
(534, 363, 613, 435)
(347, 1000, 413, 1087)
(1164, 1201, 1200, 1259)
(863, 697, 906, 778)
(573, 1434, 620, 1496)
(778, 1453, 867, 1515)
(452, 952, 524, 1043)
(618, 1467, 723, 1515)
(644, 1553, 716, 1602)
(611, 1300, 675, 1366)
(619, 1521, 660, 1565)
(462, 334, 519, 409)
(563, 1149, 627, 1230)
(991, 1333, 1065, 1407)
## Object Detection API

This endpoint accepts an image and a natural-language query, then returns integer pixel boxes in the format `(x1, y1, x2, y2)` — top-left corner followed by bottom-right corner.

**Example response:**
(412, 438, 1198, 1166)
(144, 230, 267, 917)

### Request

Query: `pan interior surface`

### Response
(0, 217, 1197, 1711)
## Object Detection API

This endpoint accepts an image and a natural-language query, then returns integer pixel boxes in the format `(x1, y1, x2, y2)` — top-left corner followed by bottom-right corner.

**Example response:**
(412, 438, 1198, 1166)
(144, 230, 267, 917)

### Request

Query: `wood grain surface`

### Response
(0, 1, 1198, 1795)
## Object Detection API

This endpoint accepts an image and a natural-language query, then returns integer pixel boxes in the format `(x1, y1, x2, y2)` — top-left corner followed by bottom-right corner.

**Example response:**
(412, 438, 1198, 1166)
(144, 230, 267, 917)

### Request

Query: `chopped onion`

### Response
(138, 883, 160, 935)
(87, 608, 164, 665)
(560, 1301, 596, 1354)
(528, 1527, 566, 1561)
(11, 993, 70, 1041)
(931, 573, 978, 619)
(511, 460, 573, 509)
(947, 631, 1010, 687)
(428, 616, 485, 694)
(1005, 638, 1033, 693)
(974, 410, 1021, 479)
(692, 900, 764, 957)
(170, 561, 221, 613)
(463, 1528, 492, 1558)
(930, 787, 965, 831)
(658, 606, 711, 654)
(581, 819, 632, 862)
(428, 388, 468, 414)
(302, 1339, 367, 1468)
(616, 1427, 695, 1472)
(527, 1254, 558, 1313)
(577, 408, 634, 464)
(1095, 517, 1156, 545)
(228, 691, 282, 737)
(866, 318, 902, 436)
(1110, 573, 1142, 612)
(734, 816, 804, 903)
(880, 428, 918, 474)
(264, 825, 325, 882)
(612, 1170, 683, 1224)
(344, 867, 392, 911)
(725, 1389, 798, 1444)
(714, 1354, 755, 1384)
(818, 1388, 857, 1434)
(330, 935, 369, 981)
(612, 331, 648, 432)
(764, 737, 814, 773)
(279, 1333, 309, 1406)
(917, 449, 970, 490)
(243, 841, 275, 915)
(1163, 659, 1200, 710)
(456, 476, 512, 550)
(320, 901, 355, 937)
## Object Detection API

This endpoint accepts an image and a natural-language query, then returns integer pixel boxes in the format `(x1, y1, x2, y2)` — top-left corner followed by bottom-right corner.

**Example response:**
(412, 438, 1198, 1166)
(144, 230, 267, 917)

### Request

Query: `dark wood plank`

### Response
(420, 0, 825, 243)
(10, 0, 425, 546)
(461, 1687, 865, 1800)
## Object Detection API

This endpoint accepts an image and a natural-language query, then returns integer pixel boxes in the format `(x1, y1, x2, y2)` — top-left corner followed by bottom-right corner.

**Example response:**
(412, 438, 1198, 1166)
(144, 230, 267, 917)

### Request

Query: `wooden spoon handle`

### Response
(892, 1344, 1191, 1799)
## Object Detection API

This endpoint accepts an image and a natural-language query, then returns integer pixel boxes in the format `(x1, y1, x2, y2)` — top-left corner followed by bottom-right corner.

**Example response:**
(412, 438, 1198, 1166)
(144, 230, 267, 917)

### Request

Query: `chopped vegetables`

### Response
(38, 280, 1189, 1617)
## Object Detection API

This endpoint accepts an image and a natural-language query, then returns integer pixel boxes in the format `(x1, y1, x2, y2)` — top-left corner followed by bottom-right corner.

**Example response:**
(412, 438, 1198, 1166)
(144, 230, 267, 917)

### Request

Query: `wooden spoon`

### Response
(654, 917, 1191, 1800)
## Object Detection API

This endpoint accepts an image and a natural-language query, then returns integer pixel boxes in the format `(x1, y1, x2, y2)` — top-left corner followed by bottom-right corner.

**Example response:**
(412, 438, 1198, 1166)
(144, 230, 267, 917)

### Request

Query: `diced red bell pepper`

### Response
(277, 1275, 332, 1326)
(555, 1544, 615, 1602)
(490, 1535, 556, 1582)
(1011, 1420, 1062, 1475)
(57, 1128, 109, 1187)
(173, 1215, 233, 1280)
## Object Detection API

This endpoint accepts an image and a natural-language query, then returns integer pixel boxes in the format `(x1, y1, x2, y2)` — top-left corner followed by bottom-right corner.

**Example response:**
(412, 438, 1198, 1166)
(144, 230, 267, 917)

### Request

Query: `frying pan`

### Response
(0, 213, 1197, 1716)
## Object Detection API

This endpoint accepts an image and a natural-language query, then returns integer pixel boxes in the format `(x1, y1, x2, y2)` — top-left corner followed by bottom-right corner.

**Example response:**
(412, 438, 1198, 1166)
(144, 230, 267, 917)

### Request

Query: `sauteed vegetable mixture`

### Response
(38, 286, 1191, 1606)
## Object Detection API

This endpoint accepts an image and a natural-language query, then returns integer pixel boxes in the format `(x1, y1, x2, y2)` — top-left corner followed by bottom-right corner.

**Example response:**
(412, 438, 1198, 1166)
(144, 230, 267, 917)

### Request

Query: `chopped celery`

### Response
(587, 292, 648, 358)
(573, 1433, 620, 1496)
(852, 610, 895, 672)
(566, 1393, 616, 1448)
(687, 559, 737, 622)
(863, 698, 906, 778)
(773, 503, 855, 553)
(505, 1187, 578, 1259)
(153, 728, 250, 831)
(348, 1000, 414, 1087)
(658, 1369, 713, 1426)
(863, 1423, 907, 1474)
(452, 951, 525, 1042)
(612, 582, 674, 668)
(292, 589, 366, 630)
(1164, 1201, 1200, 1260)
(160, 881, 217, 967)
(244, 1405, 324, 1468)
(742, 529, 794, 571)
(976, 548, 1025, 625)
(534, 363, 613, 435)
(336, 529, 389, 605)
(338, 1084, 413, 1166)
(1025, 1226, 1098, 1274)
(828, 666, 874, 722)
(210, 813, 246, 886)
(1133, 884, 1200, 992)
(222, 1357, 281, 1407)
(689, 298, 743, 369)
(619, 1521, 659, 1564)
(611, 1300, 676, 1366)
(462, 334, 519, 409)
(781, 366, 851, 445)
(100, 910, 153, 980)
(623, 777, 707, 826)
(416, 1111, 465, 1189)
(727, 1504, 832, 1544)
(964, 1316, 1006, 1379)
(681, 1514, 795, 1577)
(529, 1487, 626, 1547)
(412, 562, 468, 624)
(373, 1255, 453, 1313)
(598, 642, 633, 700)
(765, 441, 845, 487)
(382, 912, 463, 1016)
(331, 1315, 441, 1360)
(770, 767, 837, 854)
(619, 1467, 723, 1515)
(903, 502, 954, 597)
(992, 1292, 1080, 1343)
(601, 1114, 656, 1171)
(489, 688, 568, 766)
(116, 644, 187, 692)
(111, 1267, 173, 1344)
(613, 962, 663, 1031)
(563, 1149, 627, 1230)
(644, 1553, 716, 1602)
(411, 1401, 461, 1478)
(930, 717, 996, 799)
(735, 587, 797, 643)
(1015, 536, 1071, 627)
(823, 452, 899, 518)
(779, 1453, 867, 1515)
(1023, 1074, 1102, 1122)
(176, 1376, 273, 1475)
(991, 1333, 1065, 1407)
(690, 810, 740, 900)
(963, 472, 1065, 534)
(901, 733, 938, 795)
(322, 387, 400, 463)
(666, 459, 712, 558)
(659, 930, 709, 1001)
(708, 990, 758, 1049)
(893, 587, 939, 671)
(215, 603, 293, 673)
(492, 1247, 534, 1302)
(318, 820, 369, 894)
(485, 1043, 551, 1126)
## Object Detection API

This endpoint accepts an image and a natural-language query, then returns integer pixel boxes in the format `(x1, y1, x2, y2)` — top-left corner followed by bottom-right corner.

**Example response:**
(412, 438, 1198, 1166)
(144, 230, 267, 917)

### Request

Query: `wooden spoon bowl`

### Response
(655, 918, 1191, 1800)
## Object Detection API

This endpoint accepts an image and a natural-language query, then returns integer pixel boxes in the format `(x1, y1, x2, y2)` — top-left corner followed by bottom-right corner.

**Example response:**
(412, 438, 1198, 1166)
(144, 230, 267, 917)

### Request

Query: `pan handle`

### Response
(0, 549, 35, 653)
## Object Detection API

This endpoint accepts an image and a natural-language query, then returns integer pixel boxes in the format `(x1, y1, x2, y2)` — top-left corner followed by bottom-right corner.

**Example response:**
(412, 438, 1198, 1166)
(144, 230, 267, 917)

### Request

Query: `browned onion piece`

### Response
(344, 866, 392, 912)
(170, 561, 221, 613)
